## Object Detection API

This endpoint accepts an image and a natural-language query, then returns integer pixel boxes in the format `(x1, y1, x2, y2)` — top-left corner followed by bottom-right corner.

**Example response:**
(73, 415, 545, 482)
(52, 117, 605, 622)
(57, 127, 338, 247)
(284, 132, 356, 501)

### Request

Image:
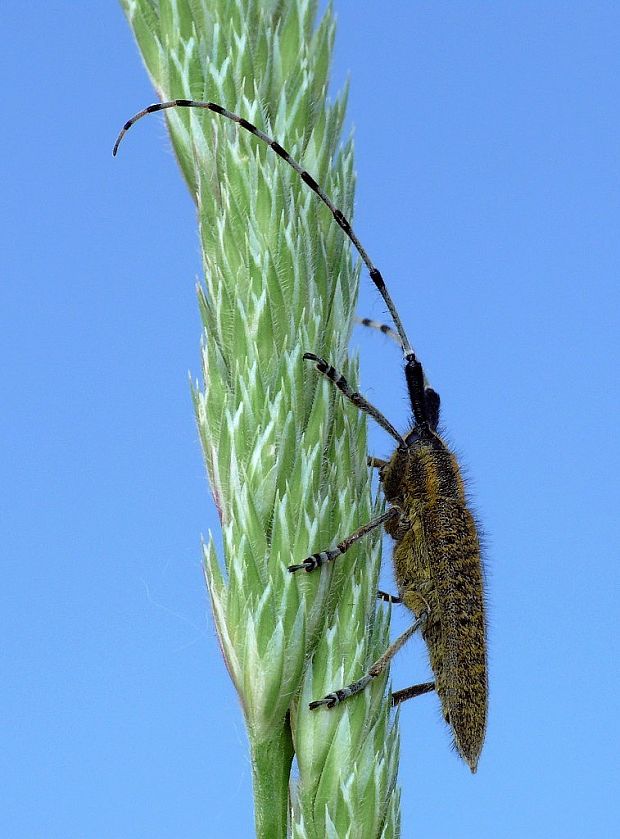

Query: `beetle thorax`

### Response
(382, 432, 465, 508)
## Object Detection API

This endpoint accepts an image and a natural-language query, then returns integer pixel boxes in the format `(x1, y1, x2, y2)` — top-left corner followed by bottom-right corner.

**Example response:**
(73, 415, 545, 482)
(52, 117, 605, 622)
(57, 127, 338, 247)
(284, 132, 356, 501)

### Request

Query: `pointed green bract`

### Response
(120, 0, 400, 835)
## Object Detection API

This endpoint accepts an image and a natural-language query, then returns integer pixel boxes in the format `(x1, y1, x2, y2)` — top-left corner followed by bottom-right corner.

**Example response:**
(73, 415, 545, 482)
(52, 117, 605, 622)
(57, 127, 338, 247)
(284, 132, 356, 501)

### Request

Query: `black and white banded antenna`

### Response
(355, 317, 402, 347)
(113, 99, 417, 364)
(355, 317, 432, 391)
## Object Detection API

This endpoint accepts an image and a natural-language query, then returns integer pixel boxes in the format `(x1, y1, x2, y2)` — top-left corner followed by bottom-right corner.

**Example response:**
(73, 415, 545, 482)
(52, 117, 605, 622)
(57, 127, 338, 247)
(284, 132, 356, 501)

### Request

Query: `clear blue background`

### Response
(2, 3, 619, 837)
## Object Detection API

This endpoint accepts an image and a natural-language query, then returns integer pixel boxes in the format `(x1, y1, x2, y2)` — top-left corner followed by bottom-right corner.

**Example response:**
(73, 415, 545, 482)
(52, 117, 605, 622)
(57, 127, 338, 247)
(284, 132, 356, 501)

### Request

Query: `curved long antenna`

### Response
(113, 99, 415, 360)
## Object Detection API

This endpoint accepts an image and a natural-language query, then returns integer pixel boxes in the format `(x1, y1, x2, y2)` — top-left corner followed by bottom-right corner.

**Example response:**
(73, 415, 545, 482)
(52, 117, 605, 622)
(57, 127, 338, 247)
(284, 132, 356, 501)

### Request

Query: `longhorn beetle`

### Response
(114, 100, 488, 772)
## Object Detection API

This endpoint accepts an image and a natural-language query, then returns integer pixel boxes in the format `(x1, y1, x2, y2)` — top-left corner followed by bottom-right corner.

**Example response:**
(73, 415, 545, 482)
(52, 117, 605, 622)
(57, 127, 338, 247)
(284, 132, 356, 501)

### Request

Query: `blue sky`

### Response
(2, 3, 619, 837)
